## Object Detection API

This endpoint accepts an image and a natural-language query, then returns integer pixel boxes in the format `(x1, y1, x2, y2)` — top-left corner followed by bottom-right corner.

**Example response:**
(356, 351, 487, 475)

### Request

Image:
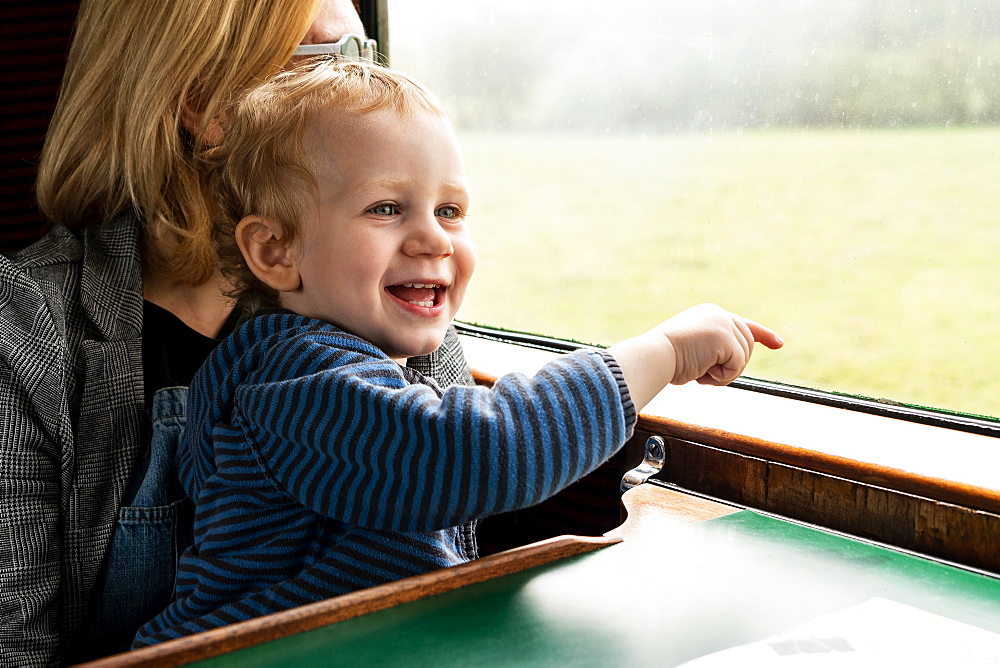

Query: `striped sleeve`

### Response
(237, 336, 635, 534)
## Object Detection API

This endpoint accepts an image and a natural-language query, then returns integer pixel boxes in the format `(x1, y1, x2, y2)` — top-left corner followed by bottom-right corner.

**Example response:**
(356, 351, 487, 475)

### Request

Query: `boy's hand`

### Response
(658, 303, 783, 386)
(608, 303, 783, 412)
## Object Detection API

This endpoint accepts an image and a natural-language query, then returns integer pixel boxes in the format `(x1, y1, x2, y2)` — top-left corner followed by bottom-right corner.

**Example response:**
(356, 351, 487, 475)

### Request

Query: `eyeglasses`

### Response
(293, 34, 377, 62)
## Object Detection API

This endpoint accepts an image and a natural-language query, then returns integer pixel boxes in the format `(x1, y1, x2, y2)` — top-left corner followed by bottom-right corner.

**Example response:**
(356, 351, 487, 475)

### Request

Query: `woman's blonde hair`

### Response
(36, 0, 324, 285)
(209, 60, 446, 313)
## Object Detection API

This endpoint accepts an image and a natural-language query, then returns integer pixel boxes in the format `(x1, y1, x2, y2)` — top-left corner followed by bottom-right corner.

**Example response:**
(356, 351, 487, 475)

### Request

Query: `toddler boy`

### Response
(135, 60, 781, 645)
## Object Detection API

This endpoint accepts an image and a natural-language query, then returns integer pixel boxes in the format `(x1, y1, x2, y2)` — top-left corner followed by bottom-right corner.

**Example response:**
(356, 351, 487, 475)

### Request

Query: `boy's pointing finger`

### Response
(745, 319, 784, 350)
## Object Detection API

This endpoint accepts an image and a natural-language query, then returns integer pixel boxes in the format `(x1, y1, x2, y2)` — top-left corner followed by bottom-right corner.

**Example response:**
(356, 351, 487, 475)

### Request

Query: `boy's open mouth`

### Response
(385, 283, 443, 308)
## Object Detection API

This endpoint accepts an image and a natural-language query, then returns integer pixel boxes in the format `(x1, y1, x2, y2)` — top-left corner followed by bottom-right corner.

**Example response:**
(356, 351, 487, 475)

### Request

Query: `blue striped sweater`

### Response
(134, 312, 635, 645)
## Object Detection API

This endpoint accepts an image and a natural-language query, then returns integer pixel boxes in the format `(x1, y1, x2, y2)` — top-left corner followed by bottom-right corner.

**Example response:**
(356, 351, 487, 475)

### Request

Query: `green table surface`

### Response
(195, 510, 1000, 666)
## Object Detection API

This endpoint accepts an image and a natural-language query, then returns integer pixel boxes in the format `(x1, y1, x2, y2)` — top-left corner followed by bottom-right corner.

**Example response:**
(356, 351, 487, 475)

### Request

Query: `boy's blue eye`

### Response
(370, 203, 399, 216)
(436, 206, 460, 219)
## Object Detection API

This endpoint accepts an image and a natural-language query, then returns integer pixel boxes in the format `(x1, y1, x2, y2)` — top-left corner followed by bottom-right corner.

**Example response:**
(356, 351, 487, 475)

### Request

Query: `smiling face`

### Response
(280, 106, 475, 360)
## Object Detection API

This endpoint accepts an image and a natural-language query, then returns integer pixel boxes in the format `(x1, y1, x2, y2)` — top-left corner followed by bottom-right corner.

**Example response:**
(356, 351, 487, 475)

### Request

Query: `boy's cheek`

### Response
(459, 238, 477, 277)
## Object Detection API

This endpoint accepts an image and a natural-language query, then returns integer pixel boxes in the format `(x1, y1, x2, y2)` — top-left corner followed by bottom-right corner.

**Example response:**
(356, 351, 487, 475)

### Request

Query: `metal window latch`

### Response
(620, 435, 666, 493)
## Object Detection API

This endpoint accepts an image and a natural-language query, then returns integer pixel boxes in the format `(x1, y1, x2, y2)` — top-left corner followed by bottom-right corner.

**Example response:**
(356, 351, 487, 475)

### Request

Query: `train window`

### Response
(387, 0, 1000, 421)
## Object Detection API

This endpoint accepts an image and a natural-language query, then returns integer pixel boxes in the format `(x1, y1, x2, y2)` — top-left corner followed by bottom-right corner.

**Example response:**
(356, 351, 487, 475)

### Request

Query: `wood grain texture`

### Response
(648, 430, 1000, 574)
(638, 412, 1000, 516)
(79, 534, 620, 667)
(606, 483, 739, 541)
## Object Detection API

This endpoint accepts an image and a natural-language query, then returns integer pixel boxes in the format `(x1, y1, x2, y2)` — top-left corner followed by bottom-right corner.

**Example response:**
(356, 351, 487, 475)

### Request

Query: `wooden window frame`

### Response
(458, 323, 1000, 574)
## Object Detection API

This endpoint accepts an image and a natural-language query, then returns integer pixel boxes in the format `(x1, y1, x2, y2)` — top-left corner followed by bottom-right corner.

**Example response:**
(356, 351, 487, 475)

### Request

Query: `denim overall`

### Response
(81, 387, 193, 658)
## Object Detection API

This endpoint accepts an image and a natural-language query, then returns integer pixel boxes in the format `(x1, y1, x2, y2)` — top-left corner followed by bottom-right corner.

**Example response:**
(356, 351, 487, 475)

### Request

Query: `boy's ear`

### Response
(235, 216, 301, 293)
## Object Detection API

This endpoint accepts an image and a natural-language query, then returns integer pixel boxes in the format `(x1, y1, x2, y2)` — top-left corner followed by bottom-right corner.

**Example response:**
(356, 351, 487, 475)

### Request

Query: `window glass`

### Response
(388, 0, 1000, 419)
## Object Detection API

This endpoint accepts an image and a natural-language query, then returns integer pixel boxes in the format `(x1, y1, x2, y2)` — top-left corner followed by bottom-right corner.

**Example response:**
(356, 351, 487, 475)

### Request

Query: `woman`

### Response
(0, 1, 471, 663)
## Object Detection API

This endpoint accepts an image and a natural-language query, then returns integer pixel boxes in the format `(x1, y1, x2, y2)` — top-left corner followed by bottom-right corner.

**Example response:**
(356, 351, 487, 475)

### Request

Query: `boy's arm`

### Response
(240, 347, 634, 534)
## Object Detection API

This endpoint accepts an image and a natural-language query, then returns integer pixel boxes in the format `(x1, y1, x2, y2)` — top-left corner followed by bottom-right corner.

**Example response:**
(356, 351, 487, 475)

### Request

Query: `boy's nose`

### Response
(403, 214, 454, 258)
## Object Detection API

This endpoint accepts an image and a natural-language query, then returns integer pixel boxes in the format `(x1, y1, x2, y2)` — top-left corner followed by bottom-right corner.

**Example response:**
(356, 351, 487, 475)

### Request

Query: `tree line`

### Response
(394, 0, 1000, 132)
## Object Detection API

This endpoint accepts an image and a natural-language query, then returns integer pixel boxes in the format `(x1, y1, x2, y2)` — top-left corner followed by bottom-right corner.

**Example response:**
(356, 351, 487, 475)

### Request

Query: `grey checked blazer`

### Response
(0, 214, 473, 665)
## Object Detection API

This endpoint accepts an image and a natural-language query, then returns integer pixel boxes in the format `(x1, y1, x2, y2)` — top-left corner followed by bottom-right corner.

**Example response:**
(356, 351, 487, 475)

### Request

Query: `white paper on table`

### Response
(678, 597, 1000, 667)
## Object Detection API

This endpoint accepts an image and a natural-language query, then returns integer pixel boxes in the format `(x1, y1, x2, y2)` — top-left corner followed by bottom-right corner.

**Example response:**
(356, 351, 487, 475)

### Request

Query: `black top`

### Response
(141, 300, 239, 408)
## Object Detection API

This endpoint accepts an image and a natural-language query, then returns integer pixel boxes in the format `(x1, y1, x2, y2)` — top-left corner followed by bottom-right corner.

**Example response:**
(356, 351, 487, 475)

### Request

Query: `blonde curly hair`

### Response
(207, 59, 447, 313)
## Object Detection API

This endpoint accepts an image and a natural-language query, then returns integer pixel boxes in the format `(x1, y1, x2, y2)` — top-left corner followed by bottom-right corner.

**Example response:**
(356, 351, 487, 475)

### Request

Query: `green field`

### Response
(455, 127, 1000, 419)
